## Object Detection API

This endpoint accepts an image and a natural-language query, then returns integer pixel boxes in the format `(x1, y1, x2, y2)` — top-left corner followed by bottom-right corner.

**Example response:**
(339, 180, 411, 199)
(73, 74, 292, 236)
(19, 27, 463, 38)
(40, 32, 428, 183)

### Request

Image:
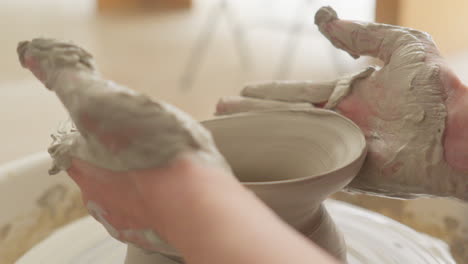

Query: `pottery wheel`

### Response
(16, 200, 456, 264)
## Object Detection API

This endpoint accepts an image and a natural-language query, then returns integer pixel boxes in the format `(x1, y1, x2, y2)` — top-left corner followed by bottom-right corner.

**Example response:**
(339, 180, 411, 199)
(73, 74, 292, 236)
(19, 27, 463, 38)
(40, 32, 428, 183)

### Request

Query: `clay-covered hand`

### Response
(17, 38, 231, 251)
(216, 6, 468, 201)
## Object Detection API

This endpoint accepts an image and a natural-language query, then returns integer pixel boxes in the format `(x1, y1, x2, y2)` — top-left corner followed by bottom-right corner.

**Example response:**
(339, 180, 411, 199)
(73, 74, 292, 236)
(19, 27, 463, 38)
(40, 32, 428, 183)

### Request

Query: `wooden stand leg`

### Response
(97, 0, 192, 12)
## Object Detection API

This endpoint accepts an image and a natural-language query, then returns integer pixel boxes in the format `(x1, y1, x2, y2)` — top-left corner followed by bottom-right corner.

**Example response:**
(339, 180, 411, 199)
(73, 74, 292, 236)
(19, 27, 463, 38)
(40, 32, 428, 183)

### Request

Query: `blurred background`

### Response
(0, 0, 467, 263)
(4, 0, 468, 164)
(0, 0, 375, 164)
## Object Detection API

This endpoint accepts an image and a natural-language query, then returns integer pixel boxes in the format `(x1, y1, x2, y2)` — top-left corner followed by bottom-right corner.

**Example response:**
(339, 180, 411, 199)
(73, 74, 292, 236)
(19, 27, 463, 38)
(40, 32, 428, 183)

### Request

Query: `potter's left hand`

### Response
(216, 6, 468, 201)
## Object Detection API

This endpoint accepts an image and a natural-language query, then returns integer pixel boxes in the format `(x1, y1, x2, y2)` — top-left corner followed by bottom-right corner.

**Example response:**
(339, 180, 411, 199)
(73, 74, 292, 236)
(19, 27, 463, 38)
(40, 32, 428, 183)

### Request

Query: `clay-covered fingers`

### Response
(315, 6, 438, 64)
(17, 39, 95, 87)
(215, 96, 311, 115)
(240, 67, 375, 111)
(241, 81, 336, 105)
(18, 38, 231, 173)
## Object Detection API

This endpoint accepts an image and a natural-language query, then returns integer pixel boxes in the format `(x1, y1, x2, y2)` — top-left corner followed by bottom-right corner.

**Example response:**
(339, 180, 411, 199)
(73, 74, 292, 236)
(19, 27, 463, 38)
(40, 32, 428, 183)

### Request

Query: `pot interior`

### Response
(202, 110, 365, 183)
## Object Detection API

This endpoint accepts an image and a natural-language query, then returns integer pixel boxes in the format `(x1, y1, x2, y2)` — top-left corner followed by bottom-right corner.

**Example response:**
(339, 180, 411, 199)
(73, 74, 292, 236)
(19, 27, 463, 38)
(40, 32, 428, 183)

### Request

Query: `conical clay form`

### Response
(126, 109, 367, 263)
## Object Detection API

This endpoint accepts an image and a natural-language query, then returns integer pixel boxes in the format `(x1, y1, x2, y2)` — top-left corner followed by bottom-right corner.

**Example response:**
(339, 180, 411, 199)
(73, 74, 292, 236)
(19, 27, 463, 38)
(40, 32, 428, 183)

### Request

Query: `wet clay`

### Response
(124, 109, 367, 263)
(17, 39, 231, 175)
(16, 22, 463, 263)
(17, 38, 368, 262)
(238, 67, 375, 110)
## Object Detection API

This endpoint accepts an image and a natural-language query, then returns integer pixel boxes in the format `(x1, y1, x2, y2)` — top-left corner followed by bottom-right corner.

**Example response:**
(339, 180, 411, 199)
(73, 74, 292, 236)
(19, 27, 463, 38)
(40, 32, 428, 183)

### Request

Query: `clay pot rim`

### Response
(202, 108, 368, 186)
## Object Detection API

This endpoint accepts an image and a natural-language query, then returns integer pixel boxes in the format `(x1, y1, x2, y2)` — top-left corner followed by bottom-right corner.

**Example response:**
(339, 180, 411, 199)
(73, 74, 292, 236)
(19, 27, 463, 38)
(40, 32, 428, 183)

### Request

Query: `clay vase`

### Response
(125, 109, 367, 263)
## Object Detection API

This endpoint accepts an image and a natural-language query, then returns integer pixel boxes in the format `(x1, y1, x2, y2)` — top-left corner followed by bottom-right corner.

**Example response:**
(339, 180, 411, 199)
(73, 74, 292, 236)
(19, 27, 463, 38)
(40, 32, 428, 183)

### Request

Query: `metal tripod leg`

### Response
(180, 0, 251, 91)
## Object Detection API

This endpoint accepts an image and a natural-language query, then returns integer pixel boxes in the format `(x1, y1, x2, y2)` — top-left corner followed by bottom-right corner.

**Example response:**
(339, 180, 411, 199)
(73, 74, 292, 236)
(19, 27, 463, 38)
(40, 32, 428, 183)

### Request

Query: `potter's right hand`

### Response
(216, 6, 468, 201)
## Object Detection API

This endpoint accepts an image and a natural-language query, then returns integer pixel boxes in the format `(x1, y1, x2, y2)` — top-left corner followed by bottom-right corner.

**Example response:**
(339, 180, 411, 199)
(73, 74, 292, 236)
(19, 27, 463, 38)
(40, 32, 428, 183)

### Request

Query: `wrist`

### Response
(132, 153, 241, 238)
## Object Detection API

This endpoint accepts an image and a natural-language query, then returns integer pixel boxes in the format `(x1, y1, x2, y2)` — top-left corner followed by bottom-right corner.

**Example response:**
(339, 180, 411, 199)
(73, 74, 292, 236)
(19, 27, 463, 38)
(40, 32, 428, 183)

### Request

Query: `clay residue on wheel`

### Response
(333, 192, 467, 264)
(0, 184, 87, 264)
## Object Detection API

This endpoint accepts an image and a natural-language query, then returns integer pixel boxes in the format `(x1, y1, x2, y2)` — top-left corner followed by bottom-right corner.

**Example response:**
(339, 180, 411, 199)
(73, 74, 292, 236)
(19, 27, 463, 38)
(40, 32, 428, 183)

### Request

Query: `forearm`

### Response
(138, 155, 339, 264)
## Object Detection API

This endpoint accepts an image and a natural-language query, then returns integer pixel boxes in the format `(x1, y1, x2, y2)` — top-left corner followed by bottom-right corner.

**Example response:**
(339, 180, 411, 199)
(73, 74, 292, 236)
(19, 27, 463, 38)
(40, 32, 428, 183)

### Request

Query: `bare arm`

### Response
(122, 157, 340, 264)
(68, 156, 340, 264)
